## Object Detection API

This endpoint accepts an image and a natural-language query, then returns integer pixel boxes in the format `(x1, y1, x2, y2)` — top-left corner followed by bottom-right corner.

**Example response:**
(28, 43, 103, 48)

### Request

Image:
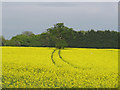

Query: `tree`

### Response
(47, 23, 68, 49)
(5, 40, 21, 46)
(22, 31, 34, 36)
(11, 35, 31, 46)
(0, 36, 6, 46)
(38, 33, 50, 46)
(55, 39, 68, 49)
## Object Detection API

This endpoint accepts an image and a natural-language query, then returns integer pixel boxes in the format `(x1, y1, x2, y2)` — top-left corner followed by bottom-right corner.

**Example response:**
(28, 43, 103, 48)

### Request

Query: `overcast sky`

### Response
(2, 2, 118, 39)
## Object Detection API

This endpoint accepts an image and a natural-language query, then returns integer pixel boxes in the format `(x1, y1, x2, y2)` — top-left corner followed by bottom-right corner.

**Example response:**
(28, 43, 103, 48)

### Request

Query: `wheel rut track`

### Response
(51, 49, 80, 69)
(51, 49, 61, 67)
(51, 49, 56, 65)
(58, 49, 79, 69)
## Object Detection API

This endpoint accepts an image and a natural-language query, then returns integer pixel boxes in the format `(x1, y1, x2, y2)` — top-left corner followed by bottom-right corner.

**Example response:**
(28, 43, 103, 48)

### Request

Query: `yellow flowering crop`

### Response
(1, 47, 118, 88)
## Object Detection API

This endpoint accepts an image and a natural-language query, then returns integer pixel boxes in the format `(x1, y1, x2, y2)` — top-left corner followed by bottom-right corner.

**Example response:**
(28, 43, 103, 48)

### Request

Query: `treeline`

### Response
(0, 23, 120, 48)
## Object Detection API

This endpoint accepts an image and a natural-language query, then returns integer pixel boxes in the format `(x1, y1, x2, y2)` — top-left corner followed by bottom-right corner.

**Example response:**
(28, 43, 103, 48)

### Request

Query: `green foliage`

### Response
(5, 40, 20, 46)
(0, 36, 6, 46)
(11, 35, 31, 46)
(3, 23, 120, 48)
(47, 23, 69, 49)
(55, 39, 68, 49)
(22, 31, 34, 36)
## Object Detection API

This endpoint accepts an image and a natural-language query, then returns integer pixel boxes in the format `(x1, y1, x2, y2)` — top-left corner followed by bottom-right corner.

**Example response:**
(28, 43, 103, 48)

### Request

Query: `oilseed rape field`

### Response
(1, 47, 118, 88)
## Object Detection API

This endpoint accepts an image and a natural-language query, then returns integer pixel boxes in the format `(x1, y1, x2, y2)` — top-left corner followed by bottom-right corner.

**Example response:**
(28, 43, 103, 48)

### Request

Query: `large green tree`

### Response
(47, 23, 68, 49)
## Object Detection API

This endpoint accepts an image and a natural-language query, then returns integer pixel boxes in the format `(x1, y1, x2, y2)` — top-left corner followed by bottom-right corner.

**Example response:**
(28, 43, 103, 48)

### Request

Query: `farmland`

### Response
(1, 47, 118, 88)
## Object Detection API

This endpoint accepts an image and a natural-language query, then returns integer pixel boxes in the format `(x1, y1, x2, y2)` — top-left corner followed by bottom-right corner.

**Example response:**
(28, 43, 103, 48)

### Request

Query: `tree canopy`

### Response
(2, 23, 120, 49)
(0, 36, 6, 46)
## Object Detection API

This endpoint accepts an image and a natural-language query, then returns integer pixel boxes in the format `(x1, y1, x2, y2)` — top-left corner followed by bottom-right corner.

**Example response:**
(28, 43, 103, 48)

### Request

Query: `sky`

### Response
(2, 2, 118, 39)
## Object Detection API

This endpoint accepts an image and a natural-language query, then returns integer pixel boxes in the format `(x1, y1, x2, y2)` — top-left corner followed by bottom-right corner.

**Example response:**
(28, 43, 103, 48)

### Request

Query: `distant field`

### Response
(2, 47, 118, 88)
